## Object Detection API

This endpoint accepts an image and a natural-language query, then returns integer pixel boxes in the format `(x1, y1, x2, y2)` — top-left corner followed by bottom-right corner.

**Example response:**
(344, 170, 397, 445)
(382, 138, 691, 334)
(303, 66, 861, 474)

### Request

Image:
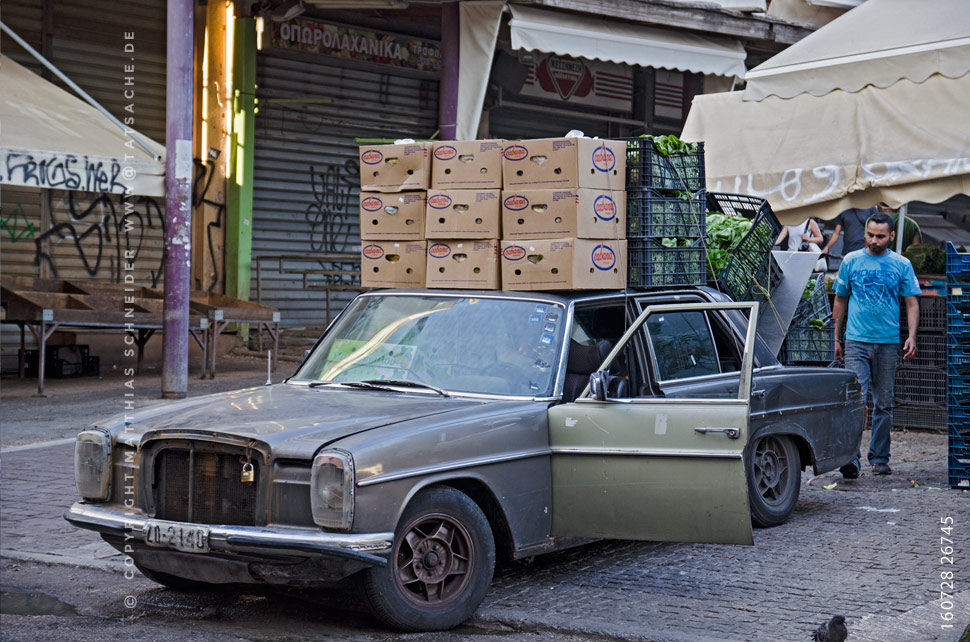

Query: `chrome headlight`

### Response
(75, 429, 112, 500)
(310, 450, 354, 530)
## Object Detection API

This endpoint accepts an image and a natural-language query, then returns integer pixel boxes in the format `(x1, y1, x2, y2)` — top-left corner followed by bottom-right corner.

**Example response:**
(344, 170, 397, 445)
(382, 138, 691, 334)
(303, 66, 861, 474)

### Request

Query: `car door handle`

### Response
(752, 389, 766, 399)
(695, 427, 741, 439)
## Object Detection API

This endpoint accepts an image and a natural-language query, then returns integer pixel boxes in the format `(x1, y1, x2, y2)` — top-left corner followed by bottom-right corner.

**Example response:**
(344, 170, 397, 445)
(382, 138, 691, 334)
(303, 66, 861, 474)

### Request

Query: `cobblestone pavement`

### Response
(2, 370, 968, 641)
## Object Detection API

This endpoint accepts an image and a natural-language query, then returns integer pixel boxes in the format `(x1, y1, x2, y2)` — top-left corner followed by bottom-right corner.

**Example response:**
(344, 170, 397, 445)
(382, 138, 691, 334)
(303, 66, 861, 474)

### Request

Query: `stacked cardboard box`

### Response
(499, 137, 627, 290)
(359, 142, 432, 288)
(424, 141, 504, 288)
(359, 137, 630, 291)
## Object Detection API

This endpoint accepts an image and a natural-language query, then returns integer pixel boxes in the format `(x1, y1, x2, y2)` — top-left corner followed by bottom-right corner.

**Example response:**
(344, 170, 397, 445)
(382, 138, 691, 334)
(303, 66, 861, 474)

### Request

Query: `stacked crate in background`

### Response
(707, 192, 783, 304)
(782, 273, 834, 365)
(893, 293, 947, 429)
(623, 138, 706, 288)
(946, 242, 970, 488)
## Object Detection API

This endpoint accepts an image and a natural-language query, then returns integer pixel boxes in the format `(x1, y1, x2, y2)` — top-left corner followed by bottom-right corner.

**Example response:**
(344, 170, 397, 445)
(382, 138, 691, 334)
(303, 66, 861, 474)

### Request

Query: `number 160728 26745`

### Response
(939, 516, 957, 631)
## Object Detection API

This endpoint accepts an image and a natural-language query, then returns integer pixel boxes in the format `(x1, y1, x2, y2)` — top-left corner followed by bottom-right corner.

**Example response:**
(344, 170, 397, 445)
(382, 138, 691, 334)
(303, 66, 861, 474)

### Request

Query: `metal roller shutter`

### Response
(48, 0, 168, 142)
(252, 48, 439, 327)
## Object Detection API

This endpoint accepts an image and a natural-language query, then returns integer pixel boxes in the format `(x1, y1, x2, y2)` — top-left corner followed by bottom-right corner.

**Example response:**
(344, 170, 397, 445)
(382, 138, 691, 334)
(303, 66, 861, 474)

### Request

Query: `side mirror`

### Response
(588, 371, 609, 401)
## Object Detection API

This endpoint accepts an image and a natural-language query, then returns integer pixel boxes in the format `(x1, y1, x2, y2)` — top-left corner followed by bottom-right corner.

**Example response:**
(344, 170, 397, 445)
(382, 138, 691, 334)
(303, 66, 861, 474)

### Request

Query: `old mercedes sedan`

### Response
(66, 287, 864, 631)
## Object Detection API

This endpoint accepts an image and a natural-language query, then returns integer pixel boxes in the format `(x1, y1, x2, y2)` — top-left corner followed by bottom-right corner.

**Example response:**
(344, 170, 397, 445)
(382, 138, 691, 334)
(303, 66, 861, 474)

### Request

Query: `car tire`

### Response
(134, 561, 213, 591)
(747, 434, 801, 528)
(361, 485, 495, 632)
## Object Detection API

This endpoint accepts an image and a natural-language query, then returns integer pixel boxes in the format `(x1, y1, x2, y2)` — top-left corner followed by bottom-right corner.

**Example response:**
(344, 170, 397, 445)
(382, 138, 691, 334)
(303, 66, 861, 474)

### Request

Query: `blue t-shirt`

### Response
(834, 249, 921, 343)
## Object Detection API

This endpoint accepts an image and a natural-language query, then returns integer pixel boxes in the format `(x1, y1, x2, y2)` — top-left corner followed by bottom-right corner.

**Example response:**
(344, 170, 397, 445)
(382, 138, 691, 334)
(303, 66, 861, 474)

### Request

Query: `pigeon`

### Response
(812, 615, 848, 642)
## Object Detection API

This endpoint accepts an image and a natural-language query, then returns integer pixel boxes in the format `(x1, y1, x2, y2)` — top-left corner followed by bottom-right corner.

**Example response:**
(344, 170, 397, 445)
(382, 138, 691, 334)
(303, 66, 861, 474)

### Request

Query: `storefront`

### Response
(250, 16, 440, 326)
(473, 5, 747, 140)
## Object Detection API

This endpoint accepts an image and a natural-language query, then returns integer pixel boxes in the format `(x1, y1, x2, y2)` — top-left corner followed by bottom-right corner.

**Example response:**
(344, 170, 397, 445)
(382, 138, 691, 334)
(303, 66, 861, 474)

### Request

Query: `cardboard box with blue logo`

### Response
(501, 137, 625, 190)
(500, 238, 627, 291)
(500, 189, 626, 240)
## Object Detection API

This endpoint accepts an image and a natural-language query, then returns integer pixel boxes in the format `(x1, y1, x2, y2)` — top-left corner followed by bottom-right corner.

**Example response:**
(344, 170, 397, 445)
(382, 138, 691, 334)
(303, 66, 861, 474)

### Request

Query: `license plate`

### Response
(144, 519, 210, 553)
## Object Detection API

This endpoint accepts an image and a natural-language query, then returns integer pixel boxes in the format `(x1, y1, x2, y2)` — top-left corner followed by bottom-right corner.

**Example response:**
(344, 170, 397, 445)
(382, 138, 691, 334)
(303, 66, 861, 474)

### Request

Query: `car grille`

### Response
(153, 448, 259, 526)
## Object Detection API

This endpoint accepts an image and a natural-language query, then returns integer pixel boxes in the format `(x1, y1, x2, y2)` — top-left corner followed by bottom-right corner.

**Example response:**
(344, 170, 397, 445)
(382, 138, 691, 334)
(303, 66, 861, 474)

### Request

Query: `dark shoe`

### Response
(872, 462, 892, 475)
(840, 460, 860, 479)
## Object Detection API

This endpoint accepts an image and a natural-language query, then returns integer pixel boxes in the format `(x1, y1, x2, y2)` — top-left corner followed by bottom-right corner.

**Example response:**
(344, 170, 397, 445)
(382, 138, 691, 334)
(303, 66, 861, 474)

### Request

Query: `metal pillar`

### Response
(227, 17, 256, 304)
(162, 0, 194, 398)
(438, 2, 459, 140)
(895, 203, 908, 254)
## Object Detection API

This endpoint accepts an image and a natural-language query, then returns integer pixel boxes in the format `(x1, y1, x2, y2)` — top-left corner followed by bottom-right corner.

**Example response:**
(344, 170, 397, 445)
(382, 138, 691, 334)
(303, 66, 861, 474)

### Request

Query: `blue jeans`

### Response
(844, 340, 899, 465)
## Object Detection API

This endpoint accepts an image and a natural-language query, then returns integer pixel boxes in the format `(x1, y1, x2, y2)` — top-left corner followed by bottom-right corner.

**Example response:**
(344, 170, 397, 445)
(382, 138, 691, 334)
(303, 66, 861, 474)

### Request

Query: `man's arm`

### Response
(833, 295, 848, 362)
(821, 223, 843, 254)
(902, 296, 919, 359)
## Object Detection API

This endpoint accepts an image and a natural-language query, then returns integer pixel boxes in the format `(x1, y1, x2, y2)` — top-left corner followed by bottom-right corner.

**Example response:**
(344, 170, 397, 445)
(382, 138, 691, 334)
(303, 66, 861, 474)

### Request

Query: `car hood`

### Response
(103, 384, 498, 457)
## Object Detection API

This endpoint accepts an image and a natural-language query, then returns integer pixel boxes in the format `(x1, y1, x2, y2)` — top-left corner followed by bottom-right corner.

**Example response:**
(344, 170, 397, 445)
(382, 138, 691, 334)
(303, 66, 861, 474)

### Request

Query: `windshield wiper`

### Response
(307, 379, 450, 397)
(307, 380, 396, 392)
(360, 379, 450, 397)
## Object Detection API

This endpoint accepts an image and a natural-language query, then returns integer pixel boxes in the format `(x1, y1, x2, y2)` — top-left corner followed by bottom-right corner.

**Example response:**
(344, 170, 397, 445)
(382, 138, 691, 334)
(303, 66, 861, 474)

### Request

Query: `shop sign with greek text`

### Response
(272, 18, 441, 74)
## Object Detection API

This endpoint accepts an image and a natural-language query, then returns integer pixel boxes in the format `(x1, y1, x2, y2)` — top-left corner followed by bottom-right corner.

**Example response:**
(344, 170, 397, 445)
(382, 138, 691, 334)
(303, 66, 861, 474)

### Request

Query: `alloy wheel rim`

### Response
(754, 436, 790, 506)
(394, 513, 474, 606)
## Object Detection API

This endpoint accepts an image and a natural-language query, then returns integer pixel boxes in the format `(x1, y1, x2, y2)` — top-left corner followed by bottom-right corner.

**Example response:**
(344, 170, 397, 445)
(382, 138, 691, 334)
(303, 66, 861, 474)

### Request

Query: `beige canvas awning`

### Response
(682, 72, 970, 224)
(0, 54, 165, 196)
(745, 0, 970, 100)
(508, 5, 748, 79)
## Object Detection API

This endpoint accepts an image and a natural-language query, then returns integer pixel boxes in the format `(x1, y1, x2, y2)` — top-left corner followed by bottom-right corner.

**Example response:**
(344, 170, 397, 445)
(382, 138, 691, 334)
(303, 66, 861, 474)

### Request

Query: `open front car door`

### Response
(549, 302, 758, 545)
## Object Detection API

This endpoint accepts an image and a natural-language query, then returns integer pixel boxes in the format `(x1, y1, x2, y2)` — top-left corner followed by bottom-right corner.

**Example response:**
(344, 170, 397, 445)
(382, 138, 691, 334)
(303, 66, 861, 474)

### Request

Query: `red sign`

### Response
(517, 52, 633, 113)
(535, 55, 594, 101)
(503, 245, 526, 261)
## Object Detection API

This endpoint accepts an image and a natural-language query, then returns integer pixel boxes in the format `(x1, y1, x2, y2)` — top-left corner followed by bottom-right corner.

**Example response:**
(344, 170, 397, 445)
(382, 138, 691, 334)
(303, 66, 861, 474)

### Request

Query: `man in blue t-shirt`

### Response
(833, 211, 921, 477)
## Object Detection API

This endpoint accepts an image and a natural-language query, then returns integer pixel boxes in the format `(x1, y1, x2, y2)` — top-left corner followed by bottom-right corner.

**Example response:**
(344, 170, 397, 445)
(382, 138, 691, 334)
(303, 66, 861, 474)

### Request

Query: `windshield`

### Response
(293, 294, 566, 397)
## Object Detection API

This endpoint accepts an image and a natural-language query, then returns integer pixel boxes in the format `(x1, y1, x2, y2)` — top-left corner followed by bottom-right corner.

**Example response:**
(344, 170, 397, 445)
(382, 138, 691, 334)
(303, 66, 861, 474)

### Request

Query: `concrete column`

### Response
(162, 0, 194, 398)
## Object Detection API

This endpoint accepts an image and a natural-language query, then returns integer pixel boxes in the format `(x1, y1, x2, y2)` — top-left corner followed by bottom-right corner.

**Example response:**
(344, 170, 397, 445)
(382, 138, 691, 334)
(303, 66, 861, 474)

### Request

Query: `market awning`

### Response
(0, 54, 165, 196)
(682, 72, 970, 224)
(744, 0, 970, 100)
(508, 5, 748, 79)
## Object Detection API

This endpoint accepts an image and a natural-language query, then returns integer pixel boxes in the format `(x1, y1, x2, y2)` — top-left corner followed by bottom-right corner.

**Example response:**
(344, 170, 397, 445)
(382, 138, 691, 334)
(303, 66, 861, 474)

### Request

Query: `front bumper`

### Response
(65, 502, 392, 566)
